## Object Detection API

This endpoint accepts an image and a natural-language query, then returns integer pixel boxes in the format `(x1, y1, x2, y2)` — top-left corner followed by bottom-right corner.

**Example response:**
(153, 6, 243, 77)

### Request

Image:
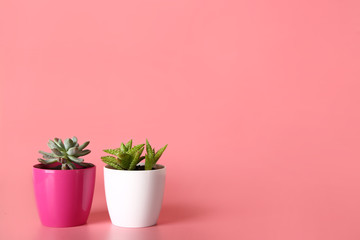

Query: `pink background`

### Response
(1, 0, 360, 239)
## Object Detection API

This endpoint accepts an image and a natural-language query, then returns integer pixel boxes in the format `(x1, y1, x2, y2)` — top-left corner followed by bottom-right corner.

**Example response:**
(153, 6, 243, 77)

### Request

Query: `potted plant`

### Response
(102, 139, 167, 228)
(33, 137, 96, 227)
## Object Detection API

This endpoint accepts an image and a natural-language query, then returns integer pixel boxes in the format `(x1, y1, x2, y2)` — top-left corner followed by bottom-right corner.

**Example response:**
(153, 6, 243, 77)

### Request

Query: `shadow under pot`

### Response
(33, 163, 96, 227)
(104, 164, 166, 228)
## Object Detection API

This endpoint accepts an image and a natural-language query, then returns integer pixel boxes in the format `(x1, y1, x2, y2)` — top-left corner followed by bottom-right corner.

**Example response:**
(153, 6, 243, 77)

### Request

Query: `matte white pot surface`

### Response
(104, 165, 166, 228)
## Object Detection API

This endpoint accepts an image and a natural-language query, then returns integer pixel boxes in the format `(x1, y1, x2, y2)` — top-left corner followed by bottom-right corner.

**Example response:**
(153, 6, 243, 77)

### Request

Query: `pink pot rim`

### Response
(33, 163, 95, 173)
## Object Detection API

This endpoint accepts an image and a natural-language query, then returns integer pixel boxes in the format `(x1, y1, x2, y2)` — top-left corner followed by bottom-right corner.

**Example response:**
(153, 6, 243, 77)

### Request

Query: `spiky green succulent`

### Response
(101, 139, 167, 170)
(38, 137, 91, 170)
(145, 139, 167, 170)
(101, 140, 145, 170)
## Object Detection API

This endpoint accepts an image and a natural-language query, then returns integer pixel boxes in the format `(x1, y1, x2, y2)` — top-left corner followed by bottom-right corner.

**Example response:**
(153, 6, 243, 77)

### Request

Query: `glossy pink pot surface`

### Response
(33, 164, 96, 227)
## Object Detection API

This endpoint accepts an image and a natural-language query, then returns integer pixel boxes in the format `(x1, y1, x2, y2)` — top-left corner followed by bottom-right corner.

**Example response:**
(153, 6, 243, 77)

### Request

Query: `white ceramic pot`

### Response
(104, 165, 166, 228)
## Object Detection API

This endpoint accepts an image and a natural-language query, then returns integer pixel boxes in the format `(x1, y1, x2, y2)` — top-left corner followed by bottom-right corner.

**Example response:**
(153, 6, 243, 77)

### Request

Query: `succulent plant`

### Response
(38, 137, 91, 170)
(101, 140, 145, 170)
(145, 139, 167, 170)
(101, 139, 167, 170)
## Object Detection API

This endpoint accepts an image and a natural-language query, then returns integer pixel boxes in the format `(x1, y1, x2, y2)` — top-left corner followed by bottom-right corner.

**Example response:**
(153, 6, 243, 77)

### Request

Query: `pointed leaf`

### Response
(79, 141, 90, 150)
(128, 144, 145, 155)
(125, 139, 132, 150)
(43, 155, 58, 160)
(129, 147, 145, 170)
(48, 140, 60, 150)
(138, 146, 145, 156)
(75, 149, 91, 157)
(55, 138, 65, 149)
(101, 156, 123, 170)
(39, 151, 57, 159)
(145, 155, 153, 170)
(145, 139, 154, 160)
(64, 138, 74, 150)
(72, 136, 78, 144)
(51, 148, 63, 156)
(38, 158, 58, 164)
(120, 143, 127, 152)
(101, 156, 117, 162)
(103, 148, 122, 156)
(145, 139, 151, 153)
(52, 138, 64, 150)
(154, 144, 168, 163)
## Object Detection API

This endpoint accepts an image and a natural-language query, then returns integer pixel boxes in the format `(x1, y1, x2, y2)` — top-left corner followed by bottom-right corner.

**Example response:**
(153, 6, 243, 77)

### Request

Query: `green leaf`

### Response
(144, 155, 153, 170)
(64, 138, 74, 150)
(67, 147, 79, 155)
(101, 156, 117, 162)
(68, 155, 84, 163)
(79, 141, 90, 150)
(38, 158, 58, 164)
(75, 149, 91, 157)
(48, 140, 60, 150)
(43, 155, 57, 160)
(125, 139, 132, 150)
(67, 161, 76, 170)
(55, 138, 65, 149)
(101, 156, 123, 170)
(61, 164, 68, 170)
(145, 139, 151, 153)
(120, 143, 127, 152)
(72, 136, 78, 144)
(103, 148, 122, 156)
(39, 151, 56, 159)
(118, 153, 130, 160)
(154, 144, 167, 163)
(51, 148, 63, 156)
(128, 144, 145, 155)
(129, 147, 145, 170)
(52, 138, 64, 150)
(118, 155, 132, 170)
(145, 139, 154, 160)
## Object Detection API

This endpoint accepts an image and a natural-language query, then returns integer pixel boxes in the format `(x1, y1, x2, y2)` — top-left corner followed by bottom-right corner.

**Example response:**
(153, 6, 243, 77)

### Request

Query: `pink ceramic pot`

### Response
(33, 164, 96, 227)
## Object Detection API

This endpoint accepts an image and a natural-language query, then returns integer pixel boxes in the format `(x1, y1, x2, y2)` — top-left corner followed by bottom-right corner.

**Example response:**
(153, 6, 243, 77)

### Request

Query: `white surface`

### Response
(104, 165, 166, 228)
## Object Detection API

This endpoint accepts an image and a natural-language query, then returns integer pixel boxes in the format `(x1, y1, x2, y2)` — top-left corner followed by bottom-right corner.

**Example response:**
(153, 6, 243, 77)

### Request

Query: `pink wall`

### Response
(1, 0, 360, 239)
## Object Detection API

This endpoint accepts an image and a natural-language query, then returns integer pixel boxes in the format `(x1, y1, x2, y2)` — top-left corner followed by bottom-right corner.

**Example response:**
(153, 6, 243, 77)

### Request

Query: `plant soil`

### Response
(106, 164, 164, 171)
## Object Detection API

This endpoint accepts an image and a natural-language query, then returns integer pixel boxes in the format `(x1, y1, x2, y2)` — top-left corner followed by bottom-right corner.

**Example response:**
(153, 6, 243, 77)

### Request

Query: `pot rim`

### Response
(33, 163, 95, 172)
(104, 164, 165, 172)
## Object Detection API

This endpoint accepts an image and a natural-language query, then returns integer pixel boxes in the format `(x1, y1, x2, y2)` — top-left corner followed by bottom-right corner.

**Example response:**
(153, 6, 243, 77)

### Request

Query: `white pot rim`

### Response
(104, 164, 165, 172)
